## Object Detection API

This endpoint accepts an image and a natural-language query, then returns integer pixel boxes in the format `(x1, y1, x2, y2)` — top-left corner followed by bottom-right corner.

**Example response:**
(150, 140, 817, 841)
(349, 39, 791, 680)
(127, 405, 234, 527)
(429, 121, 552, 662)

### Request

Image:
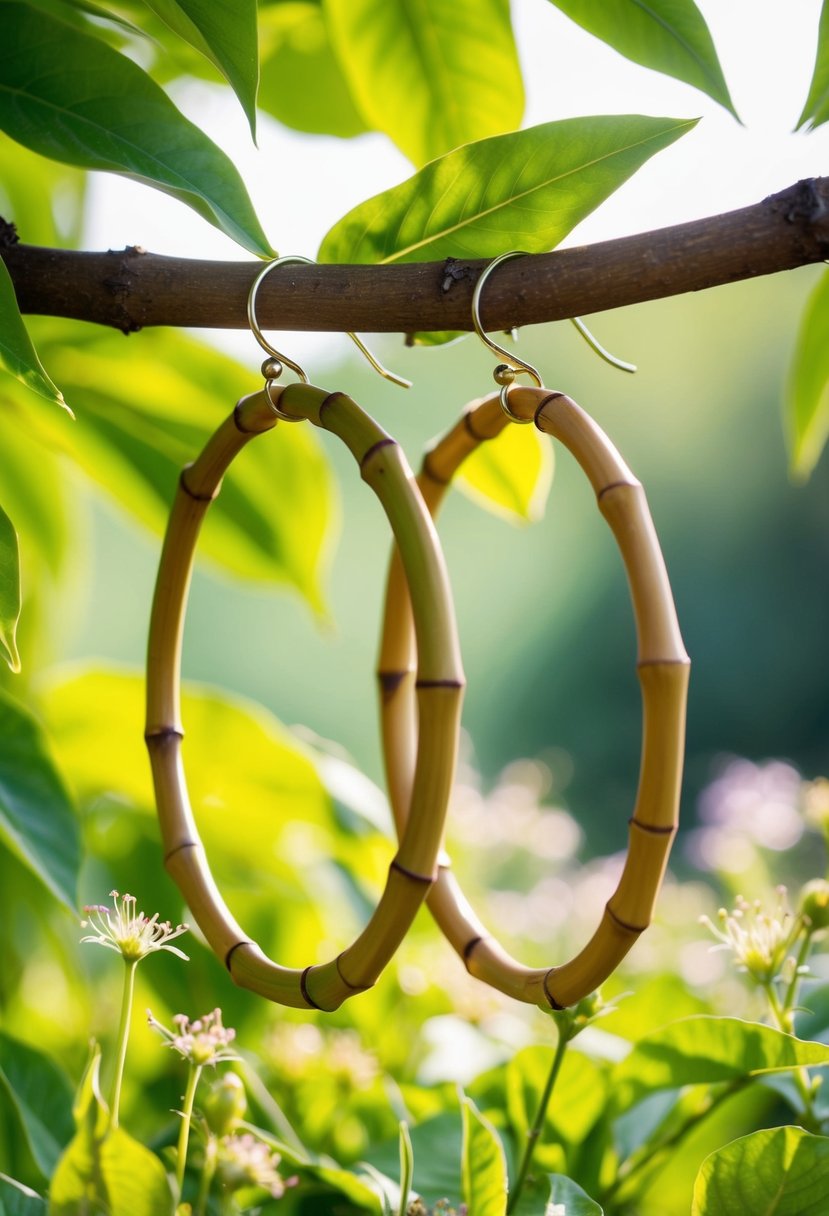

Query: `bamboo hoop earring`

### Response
(146, 259, 463, 1011)
(379, 254, 689, 1010)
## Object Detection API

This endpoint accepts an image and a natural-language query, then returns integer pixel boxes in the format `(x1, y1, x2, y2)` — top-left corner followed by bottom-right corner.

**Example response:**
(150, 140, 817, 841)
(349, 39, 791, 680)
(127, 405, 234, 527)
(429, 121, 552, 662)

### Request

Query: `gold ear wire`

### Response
(471, 250, 637, 411)
(247, 255, 412, 390)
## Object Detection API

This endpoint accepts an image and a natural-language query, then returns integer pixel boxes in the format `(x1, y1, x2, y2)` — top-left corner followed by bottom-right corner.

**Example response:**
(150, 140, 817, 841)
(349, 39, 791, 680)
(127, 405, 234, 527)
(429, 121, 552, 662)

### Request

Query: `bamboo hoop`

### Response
(379, 385, 690, 1010)
(146, 382, 464, 1011)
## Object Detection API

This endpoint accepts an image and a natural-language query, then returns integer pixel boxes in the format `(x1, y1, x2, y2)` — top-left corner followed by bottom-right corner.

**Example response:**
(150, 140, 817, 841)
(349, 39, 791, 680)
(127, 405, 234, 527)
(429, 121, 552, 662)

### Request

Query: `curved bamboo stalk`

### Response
(147, 382, 464, 1011)
(379, 385, 689, 1010)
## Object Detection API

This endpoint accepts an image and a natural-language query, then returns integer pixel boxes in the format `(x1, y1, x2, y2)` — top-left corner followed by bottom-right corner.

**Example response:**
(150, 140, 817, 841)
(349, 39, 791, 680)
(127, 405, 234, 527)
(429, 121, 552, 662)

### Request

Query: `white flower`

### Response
(81, 892, 189, 962)
(699, 887, 800, 984)
(147, 1007, 237, 1067)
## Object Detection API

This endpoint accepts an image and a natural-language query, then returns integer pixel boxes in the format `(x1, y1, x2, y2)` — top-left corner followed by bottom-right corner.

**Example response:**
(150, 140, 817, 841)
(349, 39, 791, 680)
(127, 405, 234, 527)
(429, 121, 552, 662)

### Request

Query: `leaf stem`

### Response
(507, 1021, 570, 1214)
(110, 957, 137, 1127)
(176, 1061, 203, 1201)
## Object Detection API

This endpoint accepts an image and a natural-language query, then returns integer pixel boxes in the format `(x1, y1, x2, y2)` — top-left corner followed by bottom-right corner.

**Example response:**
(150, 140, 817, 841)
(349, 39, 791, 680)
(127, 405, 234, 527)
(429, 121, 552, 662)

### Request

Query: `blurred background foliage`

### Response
(2, 0, 829, 1211)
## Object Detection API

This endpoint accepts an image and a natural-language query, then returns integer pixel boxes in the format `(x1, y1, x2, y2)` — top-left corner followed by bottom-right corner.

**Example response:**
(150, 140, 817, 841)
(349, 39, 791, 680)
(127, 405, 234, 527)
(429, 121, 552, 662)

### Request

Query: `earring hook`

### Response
(247, 256, 411, 390)
(471, 251, 637, 411)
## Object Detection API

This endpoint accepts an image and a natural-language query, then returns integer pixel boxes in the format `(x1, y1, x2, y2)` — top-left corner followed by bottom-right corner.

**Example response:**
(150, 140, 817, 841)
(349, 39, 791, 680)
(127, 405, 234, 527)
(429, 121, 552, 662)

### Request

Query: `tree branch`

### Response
(2, 178, 828, 336)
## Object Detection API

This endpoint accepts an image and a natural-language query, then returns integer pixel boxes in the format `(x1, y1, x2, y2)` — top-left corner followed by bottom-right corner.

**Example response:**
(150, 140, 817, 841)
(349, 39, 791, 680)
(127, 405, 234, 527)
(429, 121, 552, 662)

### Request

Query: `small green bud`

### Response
(799, 879, 829, 930)
(202, 1071, 246, 1136)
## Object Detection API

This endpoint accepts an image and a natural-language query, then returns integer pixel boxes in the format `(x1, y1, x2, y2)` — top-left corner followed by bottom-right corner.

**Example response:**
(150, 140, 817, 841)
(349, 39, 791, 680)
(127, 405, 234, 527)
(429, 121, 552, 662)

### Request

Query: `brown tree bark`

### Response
(2, 177, 827, 336)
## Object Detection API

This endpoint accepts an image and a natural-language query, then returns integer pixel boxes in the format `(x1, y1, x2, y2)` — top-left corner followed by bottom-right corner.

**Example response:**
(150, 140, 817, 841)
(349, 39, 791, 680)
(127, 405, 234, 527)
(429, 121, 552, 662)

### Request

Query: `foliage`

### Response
(1, 3, 829, 1215)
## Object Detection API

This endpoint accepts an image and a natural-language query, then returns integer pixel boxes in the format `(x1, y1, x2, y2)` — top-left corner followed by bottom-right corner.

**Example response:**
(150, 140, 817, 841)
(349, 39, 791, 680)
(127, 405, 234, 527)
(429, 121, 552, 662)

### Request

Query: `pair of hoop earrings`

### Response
(145, 254, 689, 1013)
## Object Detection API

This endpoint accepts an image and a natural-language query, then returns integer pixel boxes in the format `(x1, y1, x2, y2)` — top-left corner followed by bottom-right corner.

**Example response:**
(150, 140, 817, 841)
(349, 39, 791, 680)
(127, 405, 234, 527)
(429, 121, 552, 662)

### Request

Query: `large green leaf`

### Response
(456, 422, 553, 524)
(0, 135, 86, 248)
(139, 0, 259, 137)
(786, 268, 829, 479)
(798, 0, 829, 130)
(0, 4, 272, 255)
(319, 114, 697, 264)
(0, 504, 21, 673)
(0, 405, 72, 577)
(0, 260, 67, 411)
(40, 667, 372, 917)
(548, 1, 737, 118)
(364, 1112, 463, 1208)
(0, 1176, 46, 1216)
(692, 1127, 829, 1215)
(612, 1016, 829, 1111)
(323, 0, 523, 165)
(0, 1035, 74, 1182)
(259, 2, 368, 138)
(49, 1045, 173, 1216)
(0, 689, 80, 912)
(461, 1095, 508, 1216)
(29, 326, 333, 607)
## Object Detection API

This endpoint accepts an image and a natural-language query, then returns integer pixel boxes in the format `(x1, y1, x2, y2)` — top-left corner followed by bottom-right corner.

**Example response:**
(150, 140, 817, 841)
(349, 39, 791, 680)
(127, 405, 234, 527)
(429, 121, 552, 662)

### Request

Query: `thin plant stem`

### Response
(763, 938, 811, 1128)
(195, 1135, 217, 1216)
(176, 1062, 203, 1201)
(110, 957, 138, 1127)
(507, 1025, 570, 1214)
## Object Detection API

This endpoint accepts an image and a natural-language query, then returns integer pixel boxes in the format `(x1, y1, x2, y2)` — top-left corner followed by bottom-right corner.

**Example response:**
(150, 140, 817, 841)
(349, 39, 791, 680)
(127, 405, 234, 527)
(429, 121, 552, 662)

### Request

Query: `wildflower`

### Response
(699, 887, 800, 984)
(81, 891, 189, 962)
(216, 1132, 297, 1198)
(147, 1008, 237, 1067)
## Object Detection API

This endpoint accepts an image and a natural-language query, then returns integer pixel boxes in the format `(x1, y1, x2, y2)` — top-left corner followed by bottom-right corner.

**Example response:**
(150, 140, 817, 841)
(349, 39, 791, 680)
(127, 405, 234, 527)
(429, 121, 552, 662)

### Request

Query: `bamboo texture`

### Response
(379, 385, 689, 1010)
(147, 383, 464, 1011)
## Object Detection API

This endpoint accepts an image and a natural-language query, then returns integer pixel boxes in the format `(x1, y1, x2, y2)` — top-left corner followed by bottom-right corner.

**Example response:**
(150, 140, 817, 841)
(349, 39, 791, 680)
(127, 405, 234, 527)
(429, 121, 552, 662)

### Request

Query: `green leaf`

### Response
(457, 422, 553, 524)
(0, 135, 87, 247)
(548, 1174, 604, 1214)
(692, 1127, 829, 1215)
(364, 1112, 463, 1209)
(0, 1175, 46, 1216)
(398, 1122, 414, 1216)
(798, 0, 829, 129)
(323, 0, 523, 165)
(259, 3, 368, 137)
(612, 1016, 829, 1111)
(0, 689, 80, 912)
(787, 268, 829, 479)
(139, 0, 259, 138)
(461, 1094, 508, 1216)
(0, 503, 21, 672)
(0, 4, 273, 256)
(0, 404, 72, 577)
(41, 668, 359, 896)
(548, 0, 737, 118)
(0, 1035, 74, 1181)
(49, 1045, 174, 1216)
(510, 1174, 602, 1216)
(29, 326, 333, 607)
(319, 114, 697, 265)
(0, 259, 67, 411)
